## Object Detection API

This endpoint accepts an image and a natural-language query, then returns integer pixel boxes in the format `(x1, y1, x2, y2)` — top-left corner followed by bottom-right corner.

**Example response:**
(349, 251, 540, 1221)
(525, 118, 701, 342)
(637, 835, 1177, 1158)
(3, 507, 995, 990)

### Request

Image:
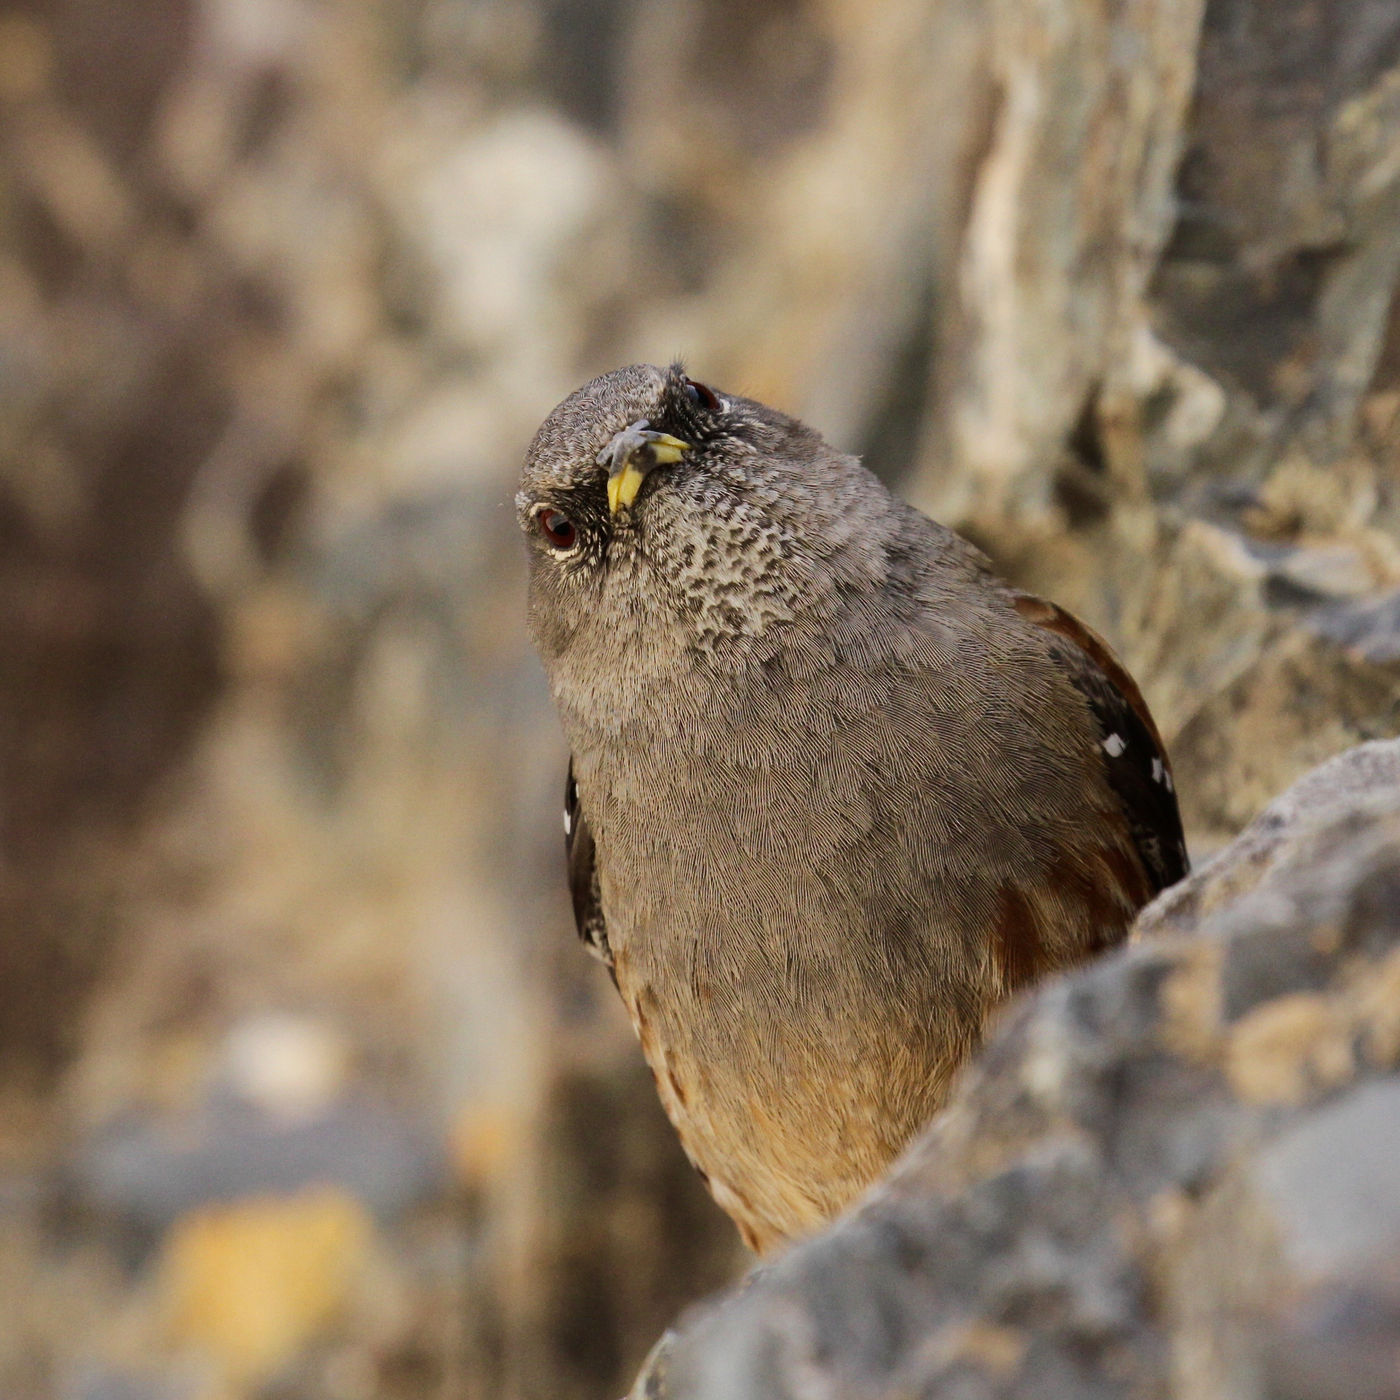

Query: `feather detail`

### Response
(565, 758, 612, 969)
(1013, 594, 1190, 894)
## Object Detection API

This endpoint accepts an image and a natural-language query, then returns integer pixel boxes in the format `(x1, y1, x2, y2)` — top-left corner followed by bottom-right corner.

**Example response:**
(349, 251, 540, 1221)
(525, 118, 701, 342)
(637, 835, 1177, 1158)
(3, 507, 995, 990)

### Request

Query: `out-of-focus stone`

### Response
(160, 1187, 373, 1386)
(5, 0, 1400, 1396)
(71, 1096, 444, 1234)
(403, 107, 615, 362)
(218, 1014, 350, 1121)
(1168, 597, 1400, 844)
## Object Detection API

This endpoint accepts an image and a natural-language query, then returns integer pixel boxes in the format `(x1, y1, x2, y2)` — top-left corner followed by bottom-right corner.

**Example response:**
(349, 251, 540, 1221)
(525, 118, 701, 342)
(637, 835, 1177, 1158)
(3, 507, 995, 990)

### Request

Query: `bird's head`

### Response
(517, 364, 892, 709)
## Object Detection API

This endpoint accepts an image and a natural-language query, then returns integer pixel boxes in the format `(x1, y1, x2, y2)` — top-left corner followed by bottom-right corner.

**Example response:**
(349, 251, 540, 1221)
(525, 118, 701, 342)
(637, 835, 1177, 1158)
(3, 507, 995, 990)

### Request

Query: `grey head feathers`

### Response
(516, 362, 972, 735)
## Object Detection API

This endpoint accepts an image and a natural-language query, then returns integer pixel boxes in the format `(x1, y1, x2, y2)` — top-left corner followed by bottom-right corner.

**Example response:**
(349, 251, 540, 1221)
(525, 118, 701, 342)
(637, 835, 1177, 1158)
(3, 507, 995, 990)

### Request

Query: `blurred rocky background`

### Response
(0, 1, 1395, 1399)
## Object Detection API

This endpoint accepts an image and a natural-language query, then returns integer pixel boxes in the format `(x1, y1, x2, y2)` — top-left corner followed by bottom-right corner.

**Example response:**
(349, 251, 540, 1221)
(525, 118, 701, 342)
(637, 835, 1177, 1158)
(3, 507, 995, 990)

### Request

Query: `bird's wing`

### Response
(1012, 593, 1189, 894)
(565, 757, 613, 968)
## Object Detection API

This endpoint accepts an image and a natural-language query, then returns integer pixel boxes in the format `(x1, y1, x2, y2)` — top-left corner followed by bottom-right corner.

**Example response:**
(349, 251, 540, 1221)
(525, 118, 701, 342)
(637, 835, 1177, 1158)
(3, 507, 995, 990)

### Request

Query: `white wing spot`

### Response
(1103, 733, 1127, 758)
(563, 808, 572, 837)
(1151, 756, 1164, 784)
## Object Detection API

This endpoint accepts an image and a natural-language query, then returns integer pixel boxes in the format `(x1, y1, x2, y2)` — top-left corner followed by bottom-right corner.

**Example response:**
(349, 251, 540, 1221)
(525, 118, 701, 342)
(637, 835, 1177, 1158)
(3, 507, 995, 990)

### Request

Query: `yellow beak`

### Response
(606, 460, 650, 515)
(601, 427, 692, 514)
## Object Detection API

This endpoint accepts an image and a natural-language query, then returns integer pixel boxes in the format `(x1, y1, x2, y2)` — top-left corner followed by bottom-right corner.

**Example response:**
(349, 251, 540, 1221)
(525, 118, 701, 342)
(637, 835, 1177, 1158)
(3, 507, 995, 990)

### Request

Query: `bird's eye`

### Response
(682, 376, 722, 412)
(537, 508, 578, 551)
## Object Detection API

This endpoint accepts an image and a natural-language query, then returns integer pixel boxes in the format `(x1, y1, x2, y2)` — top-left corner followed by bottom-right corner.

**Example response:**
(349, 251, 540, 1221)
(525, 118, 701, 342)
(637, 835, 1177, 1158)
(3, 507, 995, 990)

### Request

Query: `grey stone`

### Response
(1137, 737, 1400, 942)
(1256, 1080, 1400, 1280)
(69, 1096, 446, 1234)
(5, 0, 1400, 1395)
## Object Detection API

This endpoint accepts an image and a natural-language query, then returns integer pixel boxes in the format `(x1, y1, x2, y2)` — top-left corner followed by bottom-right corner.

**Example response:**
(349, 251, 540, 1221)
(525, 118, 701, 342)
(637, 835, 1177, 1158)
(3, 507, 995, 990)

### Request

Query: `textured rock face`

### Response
(0, 0, 1397, 1397)
(654, 740, 1400, 1398)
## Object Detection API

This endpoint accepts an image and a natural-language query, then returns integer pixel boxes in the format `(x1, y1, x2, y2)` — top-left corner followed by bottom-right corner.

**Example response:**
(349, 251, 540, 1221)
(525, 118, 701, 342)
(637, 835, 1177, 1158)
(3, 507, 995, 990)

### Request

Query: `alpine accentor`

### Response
(519, 363, 1187, 1253)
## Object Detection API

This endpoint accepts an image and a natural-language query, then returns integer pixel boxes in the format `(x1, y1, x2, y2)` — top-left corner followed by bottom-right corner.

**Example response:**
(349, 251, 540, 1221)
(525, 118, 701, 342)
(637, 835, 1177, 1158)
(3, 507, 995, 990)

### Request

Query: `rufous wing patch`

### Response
(991, 885, 1052, 995)
(1012, 594, 1169, 759)
(1013, 592, 1189, 895)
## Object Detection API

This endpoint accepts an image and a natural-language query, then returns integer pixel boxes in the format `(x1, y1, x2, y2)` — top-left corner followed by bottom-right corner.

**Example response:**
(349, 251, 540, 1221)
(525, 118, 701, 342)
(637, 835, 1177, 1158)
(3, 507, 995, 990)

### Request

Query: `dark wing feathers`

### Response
(565, 758, 612, 968)
(1013, 594, 1189, 895)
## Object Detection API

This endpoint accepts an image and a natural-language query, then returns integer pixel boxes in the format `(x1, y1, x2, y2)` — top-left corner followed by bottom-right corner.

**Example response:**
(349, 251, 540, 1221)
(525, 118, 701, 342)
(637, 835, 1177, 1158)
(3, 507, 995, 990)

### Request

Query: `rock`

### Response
(1166, 590, 1400, 846)
(1138, 738, 1400, 939)
(647, 740, 1400, 1398)
(218, 1013, 351, 1121)
(1152, 0, 1400, 452)
(63, 1369, 193, 1400)
(160, 1186, 373, 1387)
(70, 1095, 444, 1236)
(5, 0, 1400, 1397)
(1196, 1081, 1400, 1400)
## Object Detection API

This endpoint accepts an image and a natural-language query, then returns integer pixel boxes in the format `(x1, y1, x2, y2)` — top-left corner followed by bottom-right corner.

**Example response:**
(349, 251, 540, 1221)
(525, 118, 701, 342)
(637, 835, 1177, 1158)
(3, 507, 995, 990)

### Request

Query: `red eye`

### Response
(682, 376, 722, 412)
(537, 508, 577, 550)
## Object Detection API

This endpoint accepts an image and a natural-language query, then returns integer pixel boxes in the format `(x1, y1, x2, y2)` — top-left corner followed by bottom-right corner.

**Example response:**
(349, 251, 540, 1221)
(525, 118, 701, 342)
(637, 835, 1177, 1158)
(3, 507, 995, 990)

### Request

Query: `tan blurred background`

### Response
(0, 1, 1397, 1398)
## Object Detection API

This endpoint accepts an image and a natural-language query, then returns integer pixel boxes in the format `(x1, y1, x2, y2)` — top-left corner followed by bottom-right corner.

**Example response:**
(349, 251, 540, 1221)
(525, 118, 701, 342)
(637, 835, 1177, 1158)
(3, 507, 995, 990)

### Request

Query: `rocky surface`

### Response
(0, 0, 1397, 1398)
(652, 740, 1400, 1398)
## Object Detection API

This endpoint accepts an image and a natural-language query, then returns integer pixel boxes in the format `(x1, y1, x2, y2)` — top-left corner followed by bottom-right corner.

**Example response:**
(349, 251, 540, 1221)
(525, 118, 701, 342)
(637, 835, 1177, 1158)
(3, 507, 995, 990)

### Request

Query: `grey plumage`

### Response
(519, 362, 1186, 1253)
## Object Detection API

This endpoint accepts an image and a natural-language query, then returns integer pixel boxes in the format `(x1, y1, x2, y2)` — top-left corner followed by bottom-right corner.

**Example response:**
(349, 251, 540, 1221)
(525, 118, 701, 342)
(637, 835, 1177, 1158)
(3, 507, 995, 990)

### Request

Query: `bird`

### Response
(518, 362, 1188, 1255)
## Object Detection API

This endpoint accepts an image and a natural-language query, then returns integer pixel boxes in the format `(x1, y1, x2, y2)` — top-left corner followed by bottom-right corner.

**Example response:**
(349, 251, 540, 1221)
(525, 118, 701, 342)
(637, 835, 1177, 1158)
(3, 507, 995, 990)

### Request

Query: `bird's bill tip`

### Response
(606, 432, 691, 514)
(607, 461, 648, 514)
